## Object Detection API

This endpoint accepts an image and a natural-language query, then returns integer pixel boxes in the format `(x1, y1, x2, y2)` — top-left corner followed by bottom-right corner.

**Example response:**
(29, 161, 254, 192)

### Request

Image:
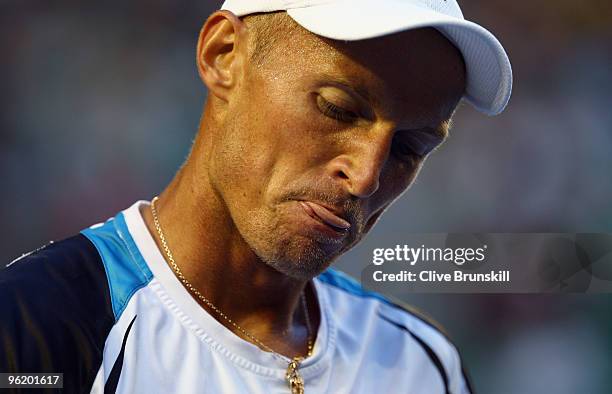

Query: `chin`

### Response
(258, 238, 341, 281)
(265, 258, 333, 281)
(238, 211, 346, 280)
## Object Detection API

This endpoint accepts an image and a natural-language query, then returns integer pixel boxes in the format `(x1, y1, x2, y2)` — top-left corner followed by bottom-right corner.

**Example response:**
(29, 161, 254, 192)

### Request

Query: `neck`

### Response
(141, 116, 319, 356)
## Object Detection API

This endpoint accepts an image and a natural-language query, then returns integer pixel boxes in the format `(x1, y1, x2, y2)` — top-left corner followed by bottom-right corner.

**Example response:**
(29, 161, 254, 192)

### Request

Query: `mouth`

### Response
(298, 201, 351, 235)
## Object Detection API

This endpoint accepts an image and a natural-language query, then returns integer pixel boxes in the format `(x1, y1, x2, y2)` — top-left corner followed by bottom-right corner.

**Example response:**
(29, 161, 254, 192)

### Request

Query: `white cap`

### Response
(221, 0, 512, 116)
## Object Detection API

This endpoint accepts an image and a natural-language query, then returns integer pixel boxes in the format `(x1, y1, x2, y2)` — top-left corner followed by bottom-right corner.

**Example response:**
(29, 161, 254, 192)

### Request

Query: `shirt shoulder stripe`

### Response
(81, 212, 153, 321)
(317, 267, 389, 302)
(104, 315, 137, 394)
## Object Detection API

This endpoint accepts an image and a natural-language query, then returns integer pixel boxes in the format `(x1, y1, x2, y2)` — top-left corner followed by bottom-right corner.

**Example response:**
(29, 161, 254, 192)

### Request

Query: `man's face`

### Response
(206, 19, 465, 280)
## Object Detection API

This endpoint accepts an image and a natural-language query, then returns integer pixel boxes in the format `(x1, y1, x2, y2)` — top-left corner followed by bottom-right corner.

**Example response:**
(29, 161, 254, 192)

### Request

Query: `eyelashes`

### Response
(317, 95, 358, 123)
(393, 132, 441, 161)
(392, 139, 426, 161)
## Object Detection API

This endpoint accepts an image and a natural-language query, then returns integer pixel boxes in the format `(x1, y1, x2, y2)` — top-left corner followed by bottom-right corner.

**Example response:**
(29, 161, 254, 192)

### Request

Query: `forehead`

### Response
(261, 22, 466, 127)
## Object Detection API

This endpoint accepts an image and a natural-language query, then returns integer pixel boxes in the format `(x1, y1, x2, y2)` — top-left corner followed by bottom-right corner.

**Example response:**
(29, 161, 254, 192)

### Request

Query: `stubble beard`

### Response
(238, 206, 349, 281)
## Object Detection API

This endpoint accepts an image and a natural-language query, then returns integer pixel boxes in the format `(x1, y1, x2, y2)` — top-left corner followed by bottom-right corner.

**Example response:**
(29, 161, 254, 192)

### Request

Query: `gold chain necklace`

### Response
(150, 196, 313, 394)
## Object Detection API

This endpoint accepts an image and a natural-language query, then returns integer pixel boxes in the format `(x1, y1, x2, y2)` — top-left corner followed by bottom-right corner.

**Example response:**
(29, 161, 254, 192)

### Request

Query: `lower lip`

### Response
(297, 201, 349, 240)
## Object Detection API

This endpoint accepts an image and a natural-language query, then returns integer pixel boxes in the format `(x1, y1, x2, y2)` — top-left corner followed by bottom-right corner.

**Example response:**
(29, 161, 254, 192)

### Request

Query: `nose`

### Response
(327, 129, 394, 199)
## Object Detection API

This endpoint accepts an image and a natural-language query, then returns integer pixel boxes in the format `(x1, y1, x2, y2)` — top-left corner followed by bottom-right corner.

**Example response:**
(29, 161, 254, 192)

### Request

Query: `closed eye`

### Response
(392, 140, 425, 161)
(392, 131, 443, 161)
(317, 95, 359, 123)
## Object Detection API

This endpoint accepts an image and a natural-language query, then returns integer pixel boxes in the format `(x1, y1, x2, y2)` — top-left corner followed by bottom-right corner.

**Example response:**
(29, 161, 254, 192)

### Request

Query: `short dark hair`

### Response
(243, 12, 303, 66)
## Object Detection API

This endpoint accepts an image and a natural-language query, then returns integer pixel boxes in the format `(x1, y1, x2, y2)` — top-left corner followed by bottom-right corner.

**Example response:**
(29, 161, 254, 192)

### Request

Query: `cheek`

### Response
(213, 87, 326, 206)
(257, 92, 334, 171)
(208, 108, 278, 209)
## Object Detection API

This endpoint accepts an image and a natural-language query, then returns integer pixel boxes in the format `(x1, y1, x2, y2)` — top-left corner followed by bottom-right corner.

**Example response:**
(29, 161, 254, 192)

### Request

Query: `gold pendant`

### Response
(285, 358, 305, 394)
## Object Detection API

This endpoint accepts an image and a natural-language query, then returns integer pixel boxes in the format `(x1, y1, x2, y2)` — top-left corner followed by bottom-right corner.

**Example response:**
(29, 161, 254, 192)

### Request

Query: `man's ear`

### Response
(196, 10, 247, 102)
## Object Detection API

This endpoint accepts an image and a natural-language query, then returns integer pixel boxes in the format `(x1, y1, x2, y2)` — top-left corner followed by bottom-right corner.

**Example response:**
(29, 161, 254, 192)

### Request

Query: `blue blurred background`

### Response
(1, 1, 611, 392)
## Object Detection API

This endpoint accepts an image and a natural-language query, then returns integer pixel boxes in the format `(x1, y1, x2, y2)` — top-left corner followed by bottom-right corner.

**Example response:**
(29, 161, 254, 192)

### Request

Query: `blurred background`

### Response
(1, 0, 611, 392)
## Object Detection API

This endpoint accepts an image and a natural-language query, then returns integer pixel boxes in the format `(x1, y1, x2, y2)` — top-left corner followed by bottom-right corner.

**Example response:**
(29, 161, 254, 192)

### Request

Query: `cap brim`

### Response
(287, 0, 513, 116)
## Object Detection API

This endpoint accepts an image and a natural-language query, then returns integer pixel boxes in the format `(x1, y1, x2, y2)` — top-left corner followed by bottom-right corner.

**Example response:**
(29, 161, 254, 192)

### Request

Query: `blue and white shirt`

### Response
(0, 201, 473, 394)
